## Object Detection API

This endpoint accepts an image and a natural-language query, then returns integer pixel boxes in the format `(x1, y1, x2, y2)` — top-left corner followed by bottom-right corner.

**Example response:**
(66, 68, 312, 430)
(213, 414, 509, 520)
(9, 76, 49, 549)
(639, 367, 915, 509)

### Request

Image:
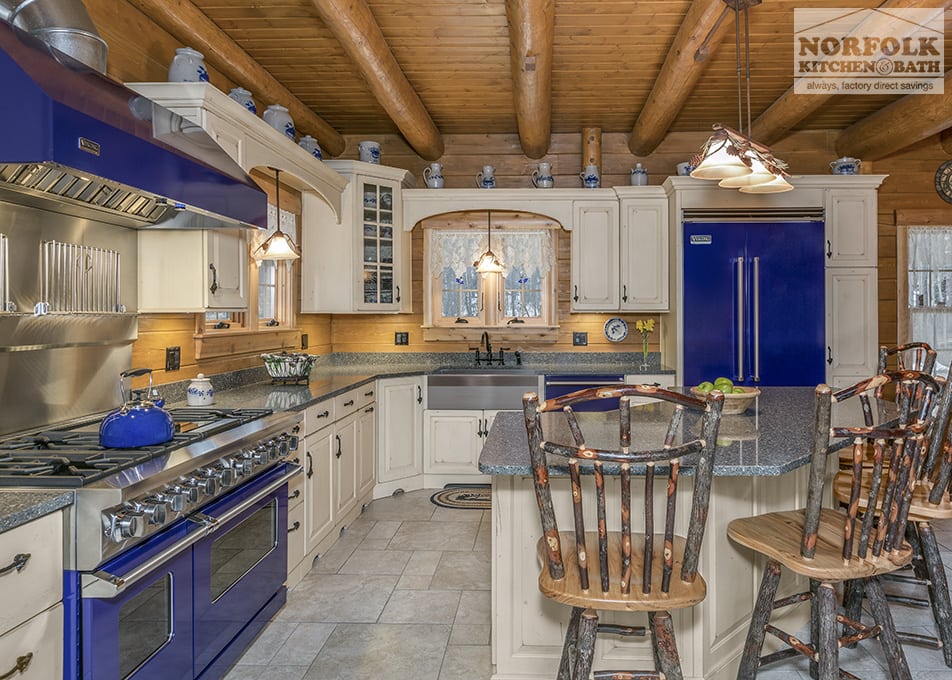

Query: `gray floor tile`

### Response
(455, 590, 491, 626)
(361, 490, 438, 521)
(390, 520, 479, 551)
(270, 623, 337, 666)
(365, 519, 402, 540)
(405, 550, 443, 576)
(438, 644, 493, 680)
(379, 589, 461, 623)
(302, 623, 450, 680)
(235, 621, 297, 664)
(432, 506, 484, 522)
(225, 666, 310, 680)
(431, 550, 492, 590)
(279, 573, 399, 622)
(358, 538, 392, 550)
(449, 623, 491, 646)
(395, 572, 434, 590)
(338, 547, 412, 575)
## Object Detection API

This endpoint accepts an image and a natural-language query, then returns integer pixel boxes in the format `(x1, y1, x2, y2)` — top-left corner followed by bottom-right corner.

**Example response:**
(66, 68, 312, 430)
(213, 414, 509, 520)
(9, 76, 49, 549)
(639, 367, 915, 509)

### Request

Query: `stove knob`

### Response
(171, 483, 201, 505)
(275, 436, 290, 458)
(264, 441, 279, 461)
(116, 512, 145, 540)
(185, 476, 218, 497)
(230, 455, 252, 476)
(204, 466, 235, 488)
(131, 499, 168, 526)
(245, 447, 266, 467)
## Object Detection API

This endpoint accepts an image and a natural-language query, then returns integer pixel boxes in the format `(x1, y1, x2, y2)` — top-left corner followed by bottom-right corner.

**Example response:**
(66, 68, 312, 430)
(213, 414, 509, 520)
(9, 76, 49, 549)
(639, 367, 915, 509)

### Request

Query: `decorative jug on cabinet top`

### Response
(476, 165, 496, 189)
(186, 374, 214, 406)
(830, 157, 861, 175)
(263, 104, 296, 140)
(580, 164, 600, 189)
(228, 87, 256, 114)
(630, 163, 648, 186)
(298, 135, 323, 159)
(358, 141, 381, 164)
(531, 162, 554, 188)
(168, 47, 208, 83)
(423, 162, 444, 188)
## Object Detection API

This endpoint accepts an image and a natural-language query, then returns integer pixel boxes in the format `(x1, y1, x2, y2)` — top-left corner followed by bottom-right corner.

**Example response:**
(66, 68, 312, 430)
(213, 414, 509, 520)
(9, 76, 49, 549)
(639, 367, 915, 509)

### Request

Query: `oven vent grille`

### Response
(38, 240, 122, 313)
(0, 233, 9, 312)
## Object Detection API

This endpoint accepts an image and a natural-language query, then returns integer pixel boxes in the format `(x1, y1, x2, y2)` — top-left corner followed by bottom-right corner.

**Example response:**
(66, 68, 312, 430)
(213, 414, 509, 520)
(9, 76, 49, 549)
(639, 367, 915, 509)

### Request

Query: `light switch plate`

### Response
(395, 332, 409, 345)
(573, 332, 588, 346)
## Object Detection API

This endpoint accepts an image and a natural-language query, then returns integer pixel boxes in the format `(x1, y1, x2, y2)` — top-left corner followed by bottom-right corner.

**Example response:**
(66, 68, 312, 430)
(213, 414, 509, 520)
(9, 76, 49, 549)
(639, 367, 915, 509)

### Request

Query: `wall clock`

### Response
(935, 160, 952, 204)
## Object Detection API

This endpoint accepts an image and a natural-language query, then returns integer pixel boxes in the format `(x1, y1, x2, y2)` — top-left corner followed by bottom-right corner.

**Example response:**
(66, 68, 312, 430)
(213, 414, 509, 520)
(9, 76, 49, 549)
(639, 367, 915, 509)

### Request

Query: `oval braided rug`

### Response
(429, 484, 491, 510)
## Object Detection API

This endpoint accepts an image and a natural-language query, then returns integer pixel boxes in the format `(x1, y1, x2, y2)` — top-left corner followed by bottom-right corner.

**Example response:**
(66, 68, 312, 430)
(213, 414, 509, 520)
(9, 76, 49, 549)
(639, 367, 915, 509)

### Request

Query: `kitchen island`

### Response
(479, 387, 861, 680)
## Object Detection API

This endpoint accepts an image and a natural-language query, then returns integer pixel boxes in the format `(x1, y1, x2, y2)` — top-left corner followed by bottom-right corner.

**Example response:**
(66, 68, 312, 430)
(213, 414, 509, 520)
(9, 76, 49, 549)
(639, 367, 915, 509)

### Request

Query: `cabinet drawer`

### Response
(335, 388, 361, 419)
(287, 500, 306, 571)
(357, 384, 376, 408)
(305, 399, 335, 433)
(0, 603, 63, 680)
(288, 467, 305, 507)
(0, 512, 62, 636)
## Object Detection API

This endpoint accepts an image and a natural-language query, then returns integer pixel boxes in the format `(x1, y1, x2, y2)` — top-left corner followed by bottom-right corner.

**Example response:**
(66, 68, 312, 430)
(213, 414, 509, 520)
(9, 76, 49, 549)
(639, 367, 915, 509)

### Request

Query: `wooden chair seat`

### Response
(728, 509, 913, 581)
(537, 532, 706, 611)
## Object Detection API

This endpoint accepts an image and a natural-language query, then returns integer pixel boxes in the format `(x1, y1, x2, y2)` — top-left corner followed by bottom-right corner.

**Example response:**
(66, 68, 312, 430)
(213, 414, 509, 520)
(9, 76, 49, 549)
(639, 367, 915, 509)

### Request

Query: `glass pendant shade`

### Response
(253, 167, 300, 261)
(718, 154, 776, 188)
(738, 173, 794, 194)
(690, 140, 752, 180)
(474, 210, 504, 273)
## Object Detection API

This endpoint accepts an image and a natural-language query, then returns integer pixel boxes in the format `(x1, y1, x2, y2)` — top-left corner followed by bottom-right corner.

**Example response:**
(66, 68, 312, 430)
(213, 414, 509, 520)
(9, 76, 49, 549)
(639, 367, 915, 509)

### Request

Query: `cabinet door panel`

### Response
(0, 511, 61, 636)
(205, 229, 247, 309)
(571, 201, 619, 310)
(620, 200, 668, 310)
(424, 410, 482, 474)
(334, 414, 359, 517)
(357, 404, 376, 499)
(826, 268, 878, 380)
(0, 604, 63, 680)
(378, 378, 423, 483)
(305, 429, 334, 552)
(825, 190, 877, 267)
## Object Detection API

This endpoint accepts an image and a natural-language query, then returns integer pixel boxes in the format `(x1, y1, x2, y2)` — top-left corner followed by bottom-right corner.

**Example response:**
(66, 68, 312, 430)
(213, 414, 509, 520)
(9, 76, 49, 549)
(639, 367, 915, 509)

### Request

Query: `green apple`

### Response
(733, 387, 746, 394)
(714, 377, 734, 391)
(696, 381, 715, 393)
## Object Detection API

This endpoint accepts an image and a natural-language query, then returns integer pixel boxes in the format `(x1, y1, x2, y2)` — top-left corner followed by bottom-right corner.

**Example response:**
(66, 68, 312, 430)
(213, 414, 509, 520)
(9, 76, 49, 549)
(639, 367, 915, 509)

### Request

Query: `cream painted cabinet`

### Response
(332, 411, 359, 518)
(826, 268, 879, 382)
(570, 199, 620, 310)
(301, 161, 415, 314)
(376, 376, 424, 495)
(0, 511, 64, 680)
(424, 409, 497, 477)
(138, 228, 248, 311)
(357, 403, 377, 500)
(825, 189, 878, 267)
(303, 426, 334, 558)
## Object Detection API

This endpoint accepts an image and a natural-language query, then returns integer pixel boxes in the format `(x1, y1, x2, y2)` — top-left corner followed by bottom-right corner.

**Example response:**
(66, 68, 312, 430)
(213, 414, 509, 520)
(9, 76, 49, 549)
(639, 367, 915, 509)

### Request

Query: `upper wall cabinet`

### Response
(301, 161, 415, 314)
(125, 82, 347, 219)
(825, 188, 878, 267)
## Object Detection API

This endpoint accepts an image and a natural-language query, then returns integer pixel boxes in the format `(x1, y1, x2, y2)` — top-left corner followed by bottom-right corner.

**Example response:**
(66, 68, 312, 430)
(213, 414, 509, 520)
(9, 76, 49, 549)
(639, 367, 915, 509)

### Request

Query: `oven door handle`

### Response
(82, 465, 303, 599)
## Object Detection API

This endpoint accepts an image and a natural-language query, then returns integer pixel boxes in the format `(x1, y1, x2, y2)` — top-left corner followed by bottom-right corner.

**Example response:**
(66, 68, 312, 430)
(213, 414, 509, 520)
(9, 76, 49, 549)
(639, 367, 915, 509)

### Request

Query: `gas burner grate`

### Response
(0, 449, 168, 487)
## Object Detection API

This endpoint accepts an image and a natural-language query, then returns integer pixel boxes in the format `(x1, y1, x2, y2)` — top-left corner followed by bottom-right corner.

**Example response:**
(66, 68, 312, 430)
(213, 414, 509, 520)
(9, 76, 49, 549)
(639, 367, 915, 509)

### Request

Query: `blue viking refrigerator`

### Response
(681, 220, 826, 387)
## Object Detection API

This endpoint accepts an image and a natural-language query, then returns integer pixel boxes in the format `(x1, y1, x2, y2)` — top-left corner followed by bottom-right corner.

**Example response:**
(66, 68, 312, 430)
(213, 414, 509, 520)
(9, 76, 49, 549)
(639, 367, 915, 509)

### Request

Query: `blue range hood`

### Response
(0, 20, 267, 229)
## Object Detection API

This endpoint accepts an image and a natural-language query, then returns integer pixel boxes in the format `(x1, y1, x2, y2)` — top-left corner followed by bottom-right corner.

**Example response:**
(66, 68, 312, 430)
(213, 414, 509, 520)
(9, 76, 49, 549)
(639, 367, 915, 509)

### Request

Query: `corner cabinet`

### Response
(375, 376, 425, 497)
(301, 161, 415, 314)
(138, 228, 248, 311)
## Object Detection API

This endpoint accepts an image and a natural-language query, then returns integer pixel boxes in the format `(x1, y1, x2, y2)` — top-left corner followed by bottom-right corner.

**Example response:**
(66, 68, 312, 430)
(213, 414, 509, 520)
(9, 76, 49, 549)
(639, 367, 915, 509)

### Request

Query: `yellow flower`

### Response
(635, 319, 655, 335)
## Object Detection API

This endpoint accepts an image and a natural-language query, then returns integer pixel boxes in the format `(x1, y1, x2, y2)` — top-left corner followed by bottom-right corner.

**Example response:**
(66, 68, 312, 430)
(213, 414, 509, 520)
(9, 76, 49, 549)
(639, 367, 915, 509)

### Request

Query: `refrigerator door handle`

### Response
(752, 256, 760, 382)
(736, 257, 744, 382)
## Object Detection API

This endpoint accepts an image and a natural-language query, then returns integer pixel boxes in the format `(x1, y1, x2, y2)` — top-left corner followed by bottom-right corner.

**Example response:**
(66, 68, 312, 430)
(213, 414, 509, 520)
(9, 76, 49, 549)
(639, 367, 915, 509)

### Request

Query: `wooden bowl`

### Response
(691, 385, 761, 415)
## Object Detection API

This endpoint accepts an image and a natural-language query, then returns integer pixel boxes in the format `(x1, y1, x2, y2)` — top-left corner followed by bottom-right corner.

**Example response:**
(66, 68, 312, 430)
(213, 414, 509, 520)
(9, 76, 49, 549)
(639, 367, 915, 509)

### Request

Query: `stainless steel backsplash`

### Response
(0, 199, 138, 435)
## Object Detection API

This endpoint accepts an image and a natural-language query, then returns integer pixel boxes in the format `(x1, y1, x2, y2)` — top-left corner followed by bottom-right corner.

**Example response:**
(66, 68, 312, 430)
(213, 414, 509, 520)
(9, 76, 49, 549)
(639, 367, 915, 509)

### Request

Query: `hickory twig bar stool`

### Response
(522, 384, 723, 680)
(729, 372, 942, 680)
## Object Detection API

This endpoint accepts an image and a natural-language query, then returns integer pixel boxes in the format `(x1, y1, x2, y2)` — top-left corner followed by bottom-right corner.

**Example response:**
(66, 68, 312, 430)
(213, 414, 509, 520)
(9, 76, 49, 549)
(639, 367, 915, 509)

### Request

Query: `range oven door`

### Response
(192, 463, 291, 676)
(81, 521, 194, 680)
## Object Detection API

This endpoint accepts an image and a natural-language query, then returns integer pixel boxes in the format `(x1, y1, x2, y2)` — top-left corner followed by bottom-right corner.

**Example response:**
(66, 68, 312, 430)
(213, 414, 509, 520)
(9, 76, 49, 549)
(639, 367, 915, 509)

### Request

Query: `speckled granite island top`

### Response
(480, 387, 873, 477)
(0, 490, 73, 533)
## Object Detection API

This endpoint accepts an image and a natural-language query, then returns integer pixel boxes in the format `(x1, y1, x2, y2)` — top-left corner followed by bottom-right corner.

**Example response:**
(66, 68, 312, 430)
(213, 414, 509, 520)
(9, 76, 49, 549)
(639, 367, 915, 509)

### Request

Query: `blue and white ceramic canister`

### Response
(263, 104, 296, 140)
(298, 135, 323, 159)
(186, 373, 214, 406)
(475, 165, 496, 189)
(168, 47, 209, 83)
(830, 157, 861, 175)
(531, 162, 554, 188)
(630, 163, 648, 186)
(580, 164, 600, 189)
(358, 141, 381, 164)
(423, 162, 444, 188)
(228, 87, 256, 114)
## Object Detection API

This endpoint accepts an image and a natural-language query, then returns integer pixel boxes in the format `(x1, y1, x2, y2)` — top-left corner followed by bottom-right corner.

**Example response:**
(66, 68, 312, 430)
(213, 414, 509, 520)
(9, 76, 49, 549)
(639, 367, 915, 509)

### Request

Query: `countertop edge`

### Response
(0, 490, 74, 534)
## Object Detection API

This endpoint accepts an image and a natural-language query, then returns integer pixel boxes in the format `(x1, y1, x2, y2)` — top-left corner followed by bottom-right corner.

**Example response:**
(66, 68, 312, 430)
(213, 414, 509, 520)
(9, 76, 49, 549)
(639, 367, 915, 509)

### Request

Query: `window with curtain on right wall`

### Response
(898, 224, 952, 375)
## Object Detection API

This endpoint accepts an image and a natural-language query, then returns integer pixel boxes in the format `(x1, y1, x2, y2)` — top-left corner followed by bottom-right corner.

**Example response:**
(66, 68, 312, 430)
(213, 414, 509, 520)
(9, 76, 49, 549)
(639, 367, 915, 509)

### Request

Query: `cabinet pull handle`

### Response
(288, 521, 301, 533)
(208, 263, 219, 294)
(573, 285, 579, 303)
(826, 239, 833, 259)
(306, 453, 313, 479)
(417, 385, 423, 404)
(335, 434, 343, 458)
(364, 406, 374, 413)
(622, 285, 628, 303)
(290, 489, 301, 500)
(395, 285, 401, 303)
(364, 390, 374, 397)
(316, 410, 329, 419)
(0, 553, 29, 577)
(827, 346, 834, 366)
(0, 653, 32, 680)
(344, 399, 354, 407)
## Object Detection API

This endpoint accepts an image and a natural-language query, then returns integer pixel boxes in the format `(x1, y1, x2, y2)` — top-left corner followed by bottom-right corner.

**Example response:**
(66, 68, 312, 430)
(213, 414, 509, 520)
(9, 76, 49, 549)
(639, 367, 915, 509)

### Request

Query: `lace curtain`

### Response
(428, 229, 554, 279)
(907, 226, 952, 375)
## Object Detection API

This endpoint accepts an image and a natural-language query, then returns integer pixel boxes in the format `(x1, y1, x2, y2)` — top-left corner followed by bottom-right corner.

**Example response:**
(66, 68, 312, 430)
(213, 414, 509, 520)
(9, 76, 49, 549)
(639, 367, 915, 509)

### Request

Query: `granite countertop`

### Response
(480, 387, 871, 477)
(0, 490, 73, 533)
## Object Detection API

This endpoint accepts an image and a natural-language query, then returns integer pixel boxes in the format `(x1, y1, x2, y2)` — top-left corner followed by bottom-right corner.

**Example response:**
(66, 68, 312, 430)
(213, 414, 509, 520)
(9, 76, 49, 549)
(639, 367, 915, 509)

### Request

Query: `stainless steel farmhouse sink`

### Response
(427, 372, 542, 410)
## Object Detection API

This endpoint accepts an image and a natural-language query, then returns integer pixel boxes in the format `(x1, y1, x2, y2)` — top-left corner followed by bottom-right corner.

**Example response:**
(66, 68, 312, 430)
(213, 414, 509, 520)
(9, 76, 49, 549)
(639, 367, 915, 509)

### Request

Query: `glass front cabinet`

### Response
(301, 161, 414, 314)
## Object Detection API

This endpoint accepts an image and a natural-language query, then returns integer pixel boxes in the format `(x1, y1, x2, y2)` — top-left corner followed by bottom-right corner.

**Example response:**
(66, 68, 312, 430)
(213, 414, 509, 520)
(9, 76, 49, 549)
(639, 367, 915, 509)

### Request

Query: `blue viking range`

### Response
(0, 11, 303, 680)
(681, 215, 827, 388)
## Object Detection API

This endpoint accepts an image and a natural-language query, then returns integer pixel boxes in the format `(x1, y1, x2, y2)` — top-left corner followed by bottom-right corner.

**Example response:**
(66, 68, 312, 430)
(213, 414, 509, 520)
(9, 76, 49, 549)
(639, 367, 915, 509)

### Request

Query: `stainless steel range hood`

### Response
(0, 19, 267, 230)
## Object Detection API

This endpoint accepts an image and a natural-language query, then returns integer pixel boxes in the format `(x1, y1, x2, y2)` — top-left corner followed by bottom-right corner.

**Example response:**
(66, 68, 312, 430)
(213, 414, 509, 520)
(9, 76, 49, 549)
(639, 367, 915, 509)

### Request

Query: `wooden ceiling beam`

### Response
(750, 0, 951, 147)
(310, 0, 444, 161)
(836, 69, 952, 160)
(506, 0, 554, 159)
(127, 0, 345, 157)
(628, 0, 734, 156)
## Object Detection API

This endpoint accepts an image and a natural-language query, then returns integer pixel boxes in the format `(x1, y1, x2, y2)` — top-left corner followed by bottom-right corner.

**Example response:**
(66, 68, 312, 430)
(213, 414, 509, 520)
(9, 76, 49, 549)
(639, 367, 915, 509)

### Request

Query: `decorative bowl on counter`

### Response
(261, 352, 318, 383)
(690, 385, 761, 415)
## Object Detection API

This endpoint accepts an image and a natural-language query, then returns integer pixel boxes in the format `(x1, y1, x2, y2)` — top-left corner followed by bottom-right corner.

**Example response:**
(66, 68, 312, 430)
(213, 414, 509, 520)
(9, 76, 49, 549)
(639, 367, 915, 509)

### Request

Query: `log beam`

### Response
(628, 0, 733, 156)
(127, 0, 345, 157)
(836, 70, 952, 160)
(751, 0, 951, 147)
(310, 0, 444, 161)
(506, 0, 555, 159)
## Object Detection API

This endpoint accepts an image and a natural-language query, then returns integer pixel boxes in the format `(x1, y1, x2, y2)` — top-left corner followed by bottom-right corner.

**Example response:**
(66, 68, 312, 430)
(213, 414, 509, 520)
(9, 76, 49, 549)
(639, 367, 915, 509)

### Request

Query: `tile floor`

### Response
(225, 489, 952, 680)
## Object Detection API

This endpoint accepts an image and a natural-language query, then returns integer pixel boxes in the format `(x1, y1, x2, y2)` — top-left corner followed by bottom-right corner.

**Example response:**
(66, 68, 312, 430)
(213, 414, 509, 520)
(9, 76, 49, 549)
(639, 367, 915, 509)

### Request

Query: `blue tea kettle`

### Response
(99, 368, 175, 449)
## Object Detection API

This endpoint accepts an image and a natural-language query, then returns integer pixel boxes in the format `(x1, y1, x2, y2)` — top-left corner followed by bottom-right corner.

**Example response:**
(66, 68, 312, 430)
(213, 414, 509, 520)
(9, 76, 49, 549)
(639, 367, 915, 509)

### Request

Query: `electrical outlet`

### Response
(165, 346, 181, 372)
(301, 334, 308, 350)
(394, 332, 409, 345)
(572, 332, 588, 346)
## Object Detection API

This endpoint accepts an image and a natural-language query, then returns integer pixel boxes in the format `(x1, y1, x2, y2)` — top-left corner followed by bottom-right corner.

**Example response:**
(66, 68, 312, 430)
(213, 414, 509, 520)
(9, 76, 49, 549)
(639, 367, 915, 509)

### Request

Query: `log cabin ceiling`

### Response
(131, 0, 952, 161)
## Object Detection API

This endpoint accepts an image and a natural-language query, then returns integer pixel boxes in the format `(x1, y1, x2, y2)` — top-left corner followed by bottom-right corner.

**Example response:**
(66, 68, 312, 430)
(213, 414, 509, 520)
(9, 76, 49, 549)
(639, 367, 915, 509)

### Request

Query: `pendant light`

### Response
(474, 210, 504, 274)
(690, 0, 791, 192)
(253, 167, 301, 261)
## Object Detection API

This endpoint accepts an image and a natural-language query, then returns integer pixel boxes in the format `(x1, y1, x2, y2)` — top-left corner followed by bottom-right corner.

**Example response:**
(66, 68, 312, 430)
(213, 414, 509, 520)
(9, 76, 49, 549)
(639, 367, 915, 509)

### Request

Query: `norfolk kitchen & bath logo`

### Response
(794, 8, 944, 95)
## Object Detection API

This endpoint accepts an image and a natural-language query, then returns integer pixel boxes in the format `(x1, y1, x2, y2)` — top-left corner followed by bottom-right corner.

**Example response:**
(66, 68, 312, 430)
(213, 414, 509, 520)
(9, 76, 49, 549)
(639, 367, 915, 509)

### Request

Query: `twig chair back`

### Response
(522, 384, 723, 679)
